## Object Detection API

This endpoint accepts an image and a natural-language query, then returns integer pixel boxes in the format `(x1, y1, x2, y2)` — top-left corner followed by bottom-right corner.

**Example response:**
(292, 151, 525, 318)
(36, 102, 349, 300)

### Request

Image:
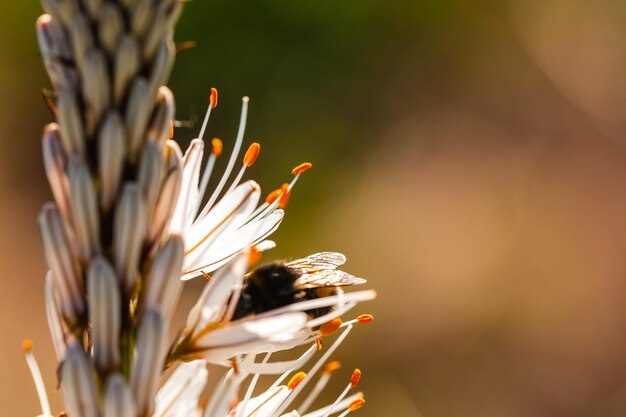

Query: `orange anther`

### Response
(201, 271, 212, 281)
(356, 314, 374, 324)
(22, 339, 33, 352)
(42, 90, 58, 115)
(243, 143, 261, 167)
(320, 318, 343, 336)
(292, 162, 312, 175)
(278, 183, 290, 209)
(265, 188, 282, 205)
(287, 371, 306, 390)
(248, 246, 262, 266)
(323, 361, 341, 374)
(315, 337, 323, 351)
(210, 88, 218, 108)
(350, 369, 362, 388)
(168, 120, 174, 139)
(211, 138, 223, 157)
(348, 398, 365, 411)
(175, 40, 197, 53)
(229, 358, 240, 375)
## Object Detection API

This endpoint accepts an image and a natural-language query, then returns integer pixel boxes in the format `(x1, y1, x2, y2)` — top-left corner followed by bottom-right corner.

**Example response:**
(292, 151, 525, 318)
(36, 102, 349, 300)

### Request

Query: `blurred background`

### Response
(2, 0, 626, 416)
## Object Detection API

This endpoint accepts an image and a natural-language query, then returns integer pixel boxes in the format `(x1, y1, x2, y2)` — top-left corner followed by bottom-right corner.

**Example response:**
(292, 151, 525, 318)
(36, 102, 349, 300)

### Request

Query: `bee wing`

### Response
(286, 252, 347, 275)
(294, 269, 367, 289)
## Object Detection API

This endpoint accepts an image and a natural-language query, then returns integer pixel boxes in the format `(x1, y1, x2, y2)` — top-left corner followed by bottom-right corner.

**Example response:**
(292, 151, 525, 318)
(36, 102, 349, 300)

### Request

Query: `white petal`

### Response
(198, 312, 307, 348)
(154, 360, 208, 417)
(186, 256, 247, 332)
(240, 344, 317, 375)
(183, 181, 260, 270)
(301, 393, 364, 417)
(229, 386, 290, 417)
(183, 209, 283, 277)
(170, 140, 204, 234)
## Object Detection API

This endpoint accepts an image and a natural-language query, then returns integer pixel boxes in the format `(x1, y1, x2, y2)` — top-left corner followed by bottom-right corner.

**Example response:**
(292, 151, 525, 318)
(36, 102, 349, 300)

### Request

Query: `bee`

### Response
(231, 252, 366, 321)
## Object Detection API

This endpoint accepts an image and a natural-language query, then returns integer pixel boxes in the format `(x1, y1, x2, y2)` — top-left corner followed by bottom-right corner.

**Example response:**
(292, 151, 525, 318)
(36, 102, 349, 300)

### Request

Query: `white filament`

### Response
(320, 383, 352, 417)
(196, 97, 249, 220)
(298, 373, 331, 414)
(270, 325, 354, 417)
(24, 349, 51, 416)
(237, 351, 272, 417)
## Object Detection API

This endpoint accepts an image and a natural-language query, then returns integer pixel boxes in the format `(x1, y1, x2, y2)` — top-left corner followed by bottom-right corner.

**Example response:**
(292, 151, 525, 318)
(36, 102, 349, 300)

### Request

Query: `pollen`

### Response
(350, 369, 362, 387)
(175, 40, 196, 53)
(22, 339, 33, 352)
(320, 318, 343, 336)
(348, 398, 365, 411)
(211, 138, 223, 157)
(248, 246, 262, 266)
(243, 143, 261, 167)
(315, 337, 323, 350)
(168, 120, 174, 138)
(288, 371, 306, 390)
(356, 314, 374, 324)
(265, 188, 282, 205)
(278, 183, 290, 208)
(210, 87, 218, 108)
(292, 162, 313, 175)
(323, 361, 341, 374)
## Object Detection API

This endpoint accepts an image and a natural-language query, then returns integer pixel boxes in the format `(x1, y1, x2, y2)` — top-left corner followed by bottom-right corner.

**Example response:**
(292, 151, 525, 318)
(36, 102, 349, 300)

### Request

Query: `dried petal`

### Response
(105, 374, 137, 417)
(87, 257, 121, 371)
(62, 343, 99, 417)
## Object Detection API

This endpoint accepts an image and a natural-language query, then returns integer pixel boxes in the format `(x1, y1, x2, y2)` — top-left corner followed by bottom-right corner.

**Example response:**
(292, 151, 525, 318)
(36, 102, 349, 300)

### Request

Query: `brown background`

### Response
(2, 1, 626, 416)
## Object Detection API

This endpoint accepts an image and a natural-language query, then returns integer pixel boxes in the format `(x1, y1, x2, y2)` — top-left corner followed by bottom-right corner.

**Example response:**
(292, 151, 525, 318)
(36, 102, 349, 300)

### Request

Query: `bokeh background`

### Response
(2, 1, 626, 416)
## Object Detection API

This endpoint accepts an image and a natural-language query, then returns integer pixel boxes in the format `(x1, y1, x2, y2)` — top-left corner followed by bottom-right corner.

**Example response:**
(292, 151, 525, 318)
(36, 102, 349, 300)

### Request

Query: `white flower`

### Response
(170, 250, 376, 369)
(166, 95, 309, 280)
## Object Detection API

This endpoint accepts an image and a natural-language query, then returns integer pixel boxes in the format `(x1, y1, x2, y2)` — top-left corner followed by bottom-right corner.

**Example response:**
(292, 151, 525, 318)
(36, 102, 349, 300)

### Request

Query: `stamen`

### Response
(350, 369, 361, 388)
(320, 370, 362, 417)
(248, 246, 262, 266)
(320, 318, 343, 336)
(237, 351, 273, 417)
(298, 361, 341, 414)
(324, 361, 341, 374)
(210, 87, 219, 108)
(336, 399, 366, 417)
(348, 398, 365, 411)
(265, 189, 282, 205)
(270, 325, 354, 417)
(245, 386, 285, 417)
(168, 120, 174, 138)
(315, 338, 323, 351)
(247, 163, 308, 224)
(212, 138, 223, 157)
(243, 143, 261, 167)
(22, 340, 52, 416)
(356, 314, 374, 324)
(278, 183, 290, 209)
(225, 142, 260, 195)
(201, 271, 212, 281)
(196, 96, 249, 220)
(197, 139, 222, 205)
(292, 162, 312, 175)
(287, 372, 306, 390)
(342, 314, 375, 328)
(175, 40, 197, 53)
(41, 90, 58, 115)
(304, 393, 363, 417)
(198, 90, 217, 142)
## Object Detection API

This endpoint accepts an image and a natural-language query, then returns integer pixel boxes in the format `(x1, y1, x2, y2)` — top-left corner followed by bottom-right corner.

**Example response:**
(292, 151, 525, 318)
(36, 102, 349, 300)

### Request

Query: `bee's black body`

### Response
(231, 263, 337, 321)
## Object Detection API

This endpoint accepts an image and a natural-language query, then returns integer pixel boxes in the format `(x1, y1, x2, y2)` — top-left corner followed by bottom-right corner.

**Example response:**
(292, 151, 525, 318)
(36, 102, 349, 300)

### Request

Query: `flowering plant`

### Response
(26, 1, 375, 416)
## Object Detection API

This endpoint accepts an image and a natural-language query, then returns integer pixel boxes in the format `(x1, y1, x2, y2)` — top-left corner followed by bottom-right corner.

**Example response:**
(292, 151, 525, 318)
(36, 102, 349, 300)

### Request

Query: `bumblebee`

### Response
(231, 252, 366, 321)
